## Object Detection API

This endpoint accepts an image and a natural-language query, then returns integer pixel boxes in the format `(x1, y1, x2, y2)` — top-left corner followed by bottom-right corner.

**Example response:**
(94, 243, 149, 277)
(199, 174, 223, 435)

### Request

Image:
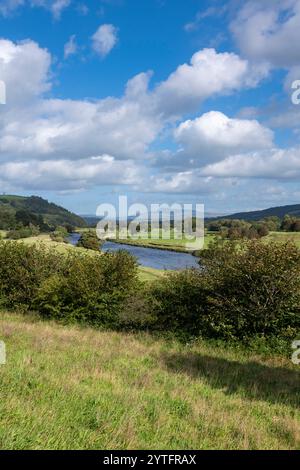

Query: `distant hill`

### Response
(209, 204, 300, 222)
(0, 195, 86, 228)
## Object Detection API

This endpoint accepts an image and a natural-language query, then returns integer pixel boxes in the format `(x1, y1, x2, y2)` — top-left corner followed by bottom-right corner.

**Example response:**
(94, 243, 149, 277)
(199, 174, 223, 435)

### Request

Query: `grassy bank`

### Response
(0, 312, 299, 450)
(78, 227, 214, 253)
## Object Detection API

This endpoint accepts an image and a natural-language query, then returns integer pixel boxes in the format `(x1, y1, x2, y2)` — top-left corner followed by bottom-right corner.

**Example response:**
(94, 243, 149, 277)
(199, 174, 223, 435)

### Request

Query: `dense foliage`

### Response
(0, 239, 299, 340)
(0, 242, 138, 324)
(0, 195, 86, 230)
(76, 231, 102, 251)
(50, 226, 69, 243)
(0, 242, 61, 308)
(206, 218, 271, 239)
(281, 215, 300, 232)
(144, 240, 300, 339)
(6, 224, 40, 240)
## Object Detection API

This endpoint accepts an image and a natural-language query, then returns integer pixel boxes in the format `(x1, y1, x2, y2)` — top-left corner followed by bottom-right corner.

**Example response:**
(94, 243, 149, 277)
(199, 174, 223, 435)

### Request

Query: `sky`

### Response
(0, 0, 300, 215)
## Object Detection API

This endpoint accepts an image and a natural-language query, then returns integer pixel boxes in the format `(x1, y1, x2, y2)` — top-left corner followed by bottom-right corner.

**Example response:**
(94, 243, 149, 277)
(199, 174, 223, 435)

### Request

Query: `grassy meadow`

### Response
(0, 311, 299, 450)
(266, 231, 300, 247)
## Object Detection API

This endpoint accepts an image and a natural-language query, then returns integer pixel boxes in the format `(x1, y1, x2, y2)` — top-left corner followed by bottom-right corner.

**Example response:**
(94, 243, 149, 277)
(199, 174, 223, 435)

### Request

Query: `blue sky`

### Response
(0, 0, 300, 215)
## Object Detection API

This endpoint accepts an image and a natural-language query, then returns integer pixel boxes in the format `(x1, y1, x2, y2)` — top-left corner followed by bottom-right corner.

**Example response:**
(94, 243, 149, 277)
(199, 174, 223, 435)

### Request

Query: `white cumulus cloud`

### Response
(201, 147, 300, 180)
(174, 111, 274, 165)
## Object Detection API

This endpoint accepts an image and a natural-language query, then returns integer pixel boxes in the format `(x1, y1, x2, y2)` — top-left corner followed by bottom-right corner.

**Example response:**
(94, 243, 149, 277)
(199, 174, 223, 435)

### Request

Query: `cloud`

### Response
(76, 2, 88, 15)
(0, 42, 159, 163)
(0, 39, 51, 106)
(0, 0, 71, 18)
(154, 48, 264, 117)
(149, 171, 236, 194)
(174, 111, 274, 165)
(91, 24, 118, 58)
(0, 38, 283, 195)
(64, 34, 77, 58)
(184, 5, 227, 33)
(47, 0, 71, 20)
(201, 147, 300, 179)
(231, 0, 300, 69)
(0, 0, 24, 16)
(0, 155, 144, 190)
(1, 41, 265, 167)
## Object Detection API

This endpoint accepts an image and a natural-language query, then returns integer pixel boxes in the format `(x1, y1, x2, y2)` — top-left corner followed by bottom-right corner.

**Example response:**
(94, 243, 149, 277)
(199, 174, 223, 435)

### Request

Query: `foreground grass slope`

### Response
(0, 312, 299, 450)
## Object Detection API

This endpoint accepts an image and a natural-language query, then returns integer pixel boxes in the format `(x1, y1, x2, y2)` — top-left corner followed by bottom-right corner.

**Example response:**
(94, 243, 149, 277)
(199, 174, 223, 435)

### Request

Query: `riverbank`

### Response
(107, 237, 190, 253)
(76, 228, 214, 254)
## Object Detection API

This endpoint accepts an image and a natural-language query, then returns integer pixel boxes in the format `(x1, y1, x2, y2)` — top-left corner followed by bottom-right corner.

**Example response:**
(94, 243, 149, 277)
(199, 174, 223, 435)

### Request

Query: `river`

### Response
(68, 233, 199, 270)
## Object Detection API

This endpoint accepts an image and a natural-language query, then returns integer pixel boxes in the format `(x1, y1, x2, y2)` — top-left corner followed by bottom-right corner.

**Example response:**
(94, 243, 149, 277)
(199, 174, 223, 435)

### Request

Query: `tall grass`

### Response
(0, 312, 299, 450)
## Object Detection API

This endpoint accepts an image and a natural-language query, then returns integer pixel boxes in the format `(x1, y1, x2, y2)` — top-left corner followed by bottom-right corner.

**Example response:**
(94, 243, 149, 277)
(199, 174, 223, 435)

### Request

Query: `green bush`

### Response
(0, 242, 138, 326)
(7, 224, 40, 240)
(0, 242, 62, 309)
(149, 269, 208, 335)
(35, 249, 139, 327)
(50, 226, 69, 243)
(148, 240, 300, 339)
(76, 231, 101, 251)
(202, 240, 300, 338)
(1, 237, 299, 340)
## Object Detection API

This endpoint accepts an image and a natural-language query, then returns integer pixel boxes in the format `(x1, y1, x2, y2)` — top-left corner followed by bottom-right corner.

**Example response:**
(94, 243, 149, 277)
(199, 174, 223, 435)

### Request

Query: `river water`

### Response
(68, 234, 199, 270)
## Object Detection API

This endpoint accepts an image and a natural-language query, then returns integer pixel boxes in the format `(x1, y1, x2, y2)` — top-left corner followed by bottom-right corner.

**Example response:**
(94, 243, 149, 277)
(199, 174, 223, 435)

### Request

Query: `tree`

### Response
(292, 219, 300, 232)
(262, 216, 280, 231)
(256, 224, 269, 238)
(50, 226, 68, 243)
(281, 215, 294, 231)
(0, 205, 15, 230)
(76, 231, 101, 251)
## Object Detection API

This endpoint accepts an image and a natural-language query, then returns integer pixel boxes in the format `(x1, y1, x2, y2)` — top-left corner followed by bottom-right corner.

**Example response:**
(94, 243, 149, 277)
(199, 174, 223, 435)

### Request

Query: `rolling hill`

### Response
(209, 204, 300, 222)
(0, 195, 86, 229)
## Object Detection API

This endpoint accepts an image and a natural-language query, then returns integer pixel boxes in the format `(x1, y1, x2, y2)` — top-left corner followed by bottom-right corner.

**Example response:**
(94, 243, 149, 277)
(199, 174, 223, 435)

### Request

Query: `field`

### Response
(0, 312, 299, 450)
(266, 231, 300, 247)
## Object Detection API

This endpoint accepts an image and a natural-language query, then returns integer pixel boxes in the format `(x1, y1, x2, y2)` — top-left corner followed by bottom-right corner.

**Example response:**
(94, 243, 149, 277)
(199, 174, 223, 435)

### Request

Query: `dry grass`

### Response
(0, 312, 299, 450)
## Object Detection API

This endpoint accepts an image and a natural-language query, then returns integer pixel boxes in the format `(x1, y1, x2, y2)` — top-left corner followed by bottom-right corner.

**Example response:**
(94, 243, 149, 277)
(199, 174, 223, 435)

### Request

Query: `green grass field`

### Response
(0, 312, 299, 450)
(266, 231, 300, 247)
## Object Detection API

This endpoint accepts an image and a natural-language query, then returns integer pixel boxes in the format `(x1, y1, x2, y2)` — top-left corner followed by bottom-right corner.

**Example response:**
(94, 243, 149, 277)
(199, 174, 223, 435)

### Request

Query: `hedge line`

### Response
(0, 240, 299, 339)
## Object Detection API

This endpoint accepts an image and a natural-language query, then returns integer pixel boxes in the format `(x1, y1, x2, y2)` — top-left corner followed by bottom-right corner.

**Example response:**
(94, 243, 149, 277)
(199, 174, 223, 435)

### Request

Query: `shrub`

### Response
(149, 269, 208, 335)
(50, 226, 68, 243)
(118, 286, 159, 329)
(7, 224, 40, 240)
(0, 242, 62, 309)
(76, 231, 101, 251)
(0, 241, 138, 326)
(35, 250, 139, 327)
(201, 240, 300, 338)
(149, 240, 300, 339)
